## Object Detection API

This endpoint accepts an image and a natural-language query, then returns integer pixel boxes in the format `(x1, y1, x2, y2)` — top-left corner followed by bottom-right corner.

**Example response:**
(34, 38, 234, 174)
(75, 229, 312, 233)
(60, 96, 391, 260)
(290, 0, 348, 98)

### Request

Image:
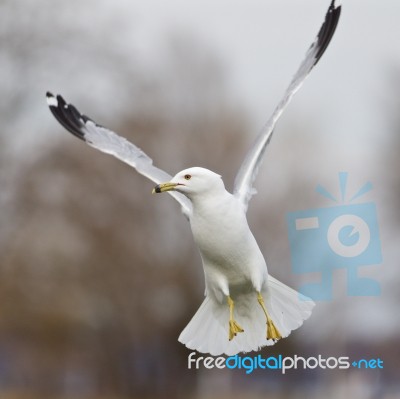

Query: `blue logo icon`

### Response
(286, 172, 382, 301)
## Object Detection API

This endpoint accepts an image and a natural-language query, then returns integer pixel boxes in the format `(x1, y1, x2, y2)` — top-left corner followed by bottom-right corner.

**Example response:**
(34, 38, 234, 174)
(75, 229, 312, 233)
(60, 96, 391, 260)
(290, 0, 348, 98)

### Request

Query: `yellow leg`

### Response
(257, 292, 282, 341)
(227, 296, 244, 341)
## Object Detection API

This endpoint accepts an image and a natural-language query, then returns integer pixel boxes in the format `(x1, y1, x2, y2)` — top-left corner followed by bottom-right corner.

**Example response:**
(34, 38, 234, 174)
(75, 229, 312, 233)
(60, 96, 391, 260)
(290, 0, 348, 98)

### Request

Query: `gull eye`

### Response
(184, 174, 192, 180)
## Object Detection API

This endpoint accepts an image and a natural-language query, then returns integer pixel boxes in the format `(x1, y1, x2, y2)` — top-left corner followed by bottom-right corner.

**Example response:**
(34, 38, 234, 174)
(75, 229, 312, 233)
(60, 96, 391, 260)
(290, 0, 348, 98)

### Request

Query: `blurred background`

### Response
(0, 0, 399, 398)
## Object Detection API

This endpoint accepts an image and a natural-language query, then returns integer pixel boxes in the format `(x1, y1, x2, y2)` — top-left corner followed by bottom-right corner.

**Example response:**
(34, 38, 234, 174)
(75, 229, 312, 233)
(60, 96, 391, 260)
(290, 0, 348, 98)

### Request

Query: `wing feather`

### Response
(233, 0, 341, 211)
(46, 92, 192, 218)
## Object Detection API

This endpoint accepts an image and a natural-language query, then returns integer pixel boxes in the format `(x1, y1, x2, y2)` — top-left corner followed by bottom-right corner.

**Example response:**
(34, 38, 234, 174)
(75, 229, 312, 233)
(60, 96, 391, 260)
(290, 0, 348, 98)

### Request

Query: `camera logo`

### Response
(286, 172, 382, 301)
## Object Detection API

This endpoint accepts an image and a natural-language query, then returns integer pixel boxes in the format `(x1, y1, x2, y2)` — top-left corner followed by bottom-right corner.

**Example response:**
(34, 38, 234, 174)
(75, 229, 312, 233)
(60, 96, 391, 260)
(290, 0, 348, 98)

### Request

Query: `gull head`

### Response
(152, 167, 225, 198)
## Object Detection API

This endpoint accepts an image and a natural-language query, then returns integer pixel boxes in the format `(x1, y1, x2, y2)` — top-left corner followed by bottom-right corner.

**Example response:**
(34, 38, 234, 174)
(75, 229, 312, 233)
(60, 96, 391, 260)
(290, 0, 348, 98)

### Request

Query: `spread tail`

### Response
(178, 275, 314, 356)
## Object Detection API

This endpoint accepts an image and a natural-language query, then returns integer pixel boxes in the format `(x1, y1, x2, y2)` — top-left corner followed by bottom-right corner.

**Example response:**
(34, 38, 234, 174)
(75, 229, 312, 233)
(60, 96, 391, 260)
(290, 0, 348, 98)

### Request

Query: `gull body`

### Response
(154, 167, 313, 355)
(170, 168, 267, 302)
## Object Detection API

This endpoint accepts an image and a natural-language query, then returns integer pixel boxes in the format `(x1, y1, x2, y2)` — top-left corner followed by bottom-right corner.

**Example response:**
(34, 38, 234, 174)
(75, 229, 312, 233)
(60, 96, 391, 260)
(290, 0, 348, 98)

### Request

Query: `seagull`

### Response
(46, 0, 341, 356)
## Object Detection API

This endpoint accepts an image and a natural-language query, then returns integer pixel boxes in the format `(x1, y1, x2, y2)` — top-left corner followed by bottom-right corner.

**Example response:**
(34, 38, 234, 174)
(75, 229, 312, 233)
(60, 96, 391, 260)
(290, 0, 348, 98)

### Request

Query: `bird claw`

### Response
(229, 320, 244, 341)
(266, 319, 282, 341)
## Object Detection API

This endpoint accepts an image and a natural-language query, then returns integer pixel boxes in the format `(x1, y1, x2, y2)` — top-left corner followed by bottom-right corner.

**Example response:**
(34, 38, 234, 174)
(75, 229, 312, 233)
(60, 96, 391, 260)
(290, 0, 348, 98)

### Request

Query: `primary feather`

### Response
(233, 0, 341, 211)
(46, 92, 192, 218)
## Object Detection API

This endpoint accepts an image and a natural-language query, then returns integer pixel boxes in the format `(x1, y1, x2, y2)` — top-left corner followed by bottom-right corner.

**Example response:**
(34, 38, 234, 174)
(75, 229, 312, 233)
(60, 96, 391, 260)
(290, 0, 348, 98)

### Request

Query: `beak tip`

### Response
(152, 185, 161, 194)
(152, 182, 176, 194)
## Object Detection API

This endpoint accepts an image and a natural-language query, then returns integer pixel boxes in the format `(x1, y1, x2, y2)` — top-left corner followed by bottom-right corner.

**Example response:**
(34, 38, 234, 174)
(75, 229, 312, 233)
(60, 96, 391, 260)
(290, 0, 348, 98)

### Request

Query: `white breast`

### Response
(189, 193, 267, 288)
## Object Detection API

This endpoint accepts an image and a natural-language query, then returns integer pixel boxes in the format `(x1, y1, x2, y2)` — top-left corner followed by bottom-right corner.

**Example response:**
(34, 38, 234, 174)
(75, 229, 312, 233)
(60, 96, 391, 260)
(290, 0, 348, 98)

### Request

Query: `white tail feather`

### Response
(178, 275, 315, 356)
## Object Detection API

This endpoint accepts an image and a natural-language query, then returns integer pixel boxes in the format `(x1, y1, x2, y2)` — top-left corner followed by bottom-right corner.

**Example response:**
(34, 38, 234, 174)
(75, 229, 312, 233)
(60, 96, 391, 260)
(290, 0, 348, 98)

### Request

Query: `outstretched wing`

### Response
(46, 92, 192, 218)
(233, 0, 341, 211)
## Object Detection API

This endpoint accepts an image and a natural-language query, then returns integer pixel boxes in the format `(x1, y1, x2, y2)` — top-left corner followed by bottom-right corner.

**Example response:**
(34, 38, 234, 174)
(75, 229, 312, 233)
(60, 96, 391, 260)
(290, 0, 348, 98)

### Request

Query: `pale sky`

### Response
(10, 0, 400, 166)
(94, 0, 400, 152)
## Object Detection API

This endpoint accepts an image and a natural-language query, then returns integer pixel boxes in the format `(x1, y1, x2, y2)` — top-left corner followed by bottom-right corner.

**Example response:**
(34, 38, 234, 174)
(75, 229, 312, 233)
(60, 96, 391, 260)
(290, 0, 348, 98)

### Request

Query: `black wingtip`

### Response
(313, 0, 342, 66)
(46, 92, 87, 141)
(46, 91, 59, 108)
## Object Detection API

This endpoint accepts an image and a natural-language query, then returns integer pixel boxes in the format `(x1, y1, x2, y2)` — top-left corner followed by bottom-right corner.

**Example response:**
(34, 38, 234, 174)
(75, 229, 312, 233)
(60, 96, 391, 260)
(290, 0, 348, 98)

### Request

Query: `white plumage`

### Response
(159, 167, 314, 355)
(46, 0, 341, 355)
(180, 277, 313, 356)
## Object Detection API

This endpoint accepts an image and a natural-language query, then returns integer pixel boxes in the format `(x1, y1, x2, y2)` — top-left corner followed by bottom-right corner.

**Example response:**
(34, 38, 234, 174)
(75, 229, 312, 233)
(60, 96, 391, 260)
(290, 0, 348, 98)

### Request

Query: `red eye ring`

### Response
(184, 174, 192, 180)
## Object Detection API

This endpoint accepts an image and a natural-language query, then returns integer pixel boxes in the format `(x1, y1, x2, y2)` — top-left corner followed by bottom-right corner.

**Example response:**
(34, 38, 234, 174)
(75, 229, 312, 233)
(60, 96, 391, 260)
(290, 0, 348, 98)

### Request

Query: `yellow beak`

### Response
(152, 182, 178, 194)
